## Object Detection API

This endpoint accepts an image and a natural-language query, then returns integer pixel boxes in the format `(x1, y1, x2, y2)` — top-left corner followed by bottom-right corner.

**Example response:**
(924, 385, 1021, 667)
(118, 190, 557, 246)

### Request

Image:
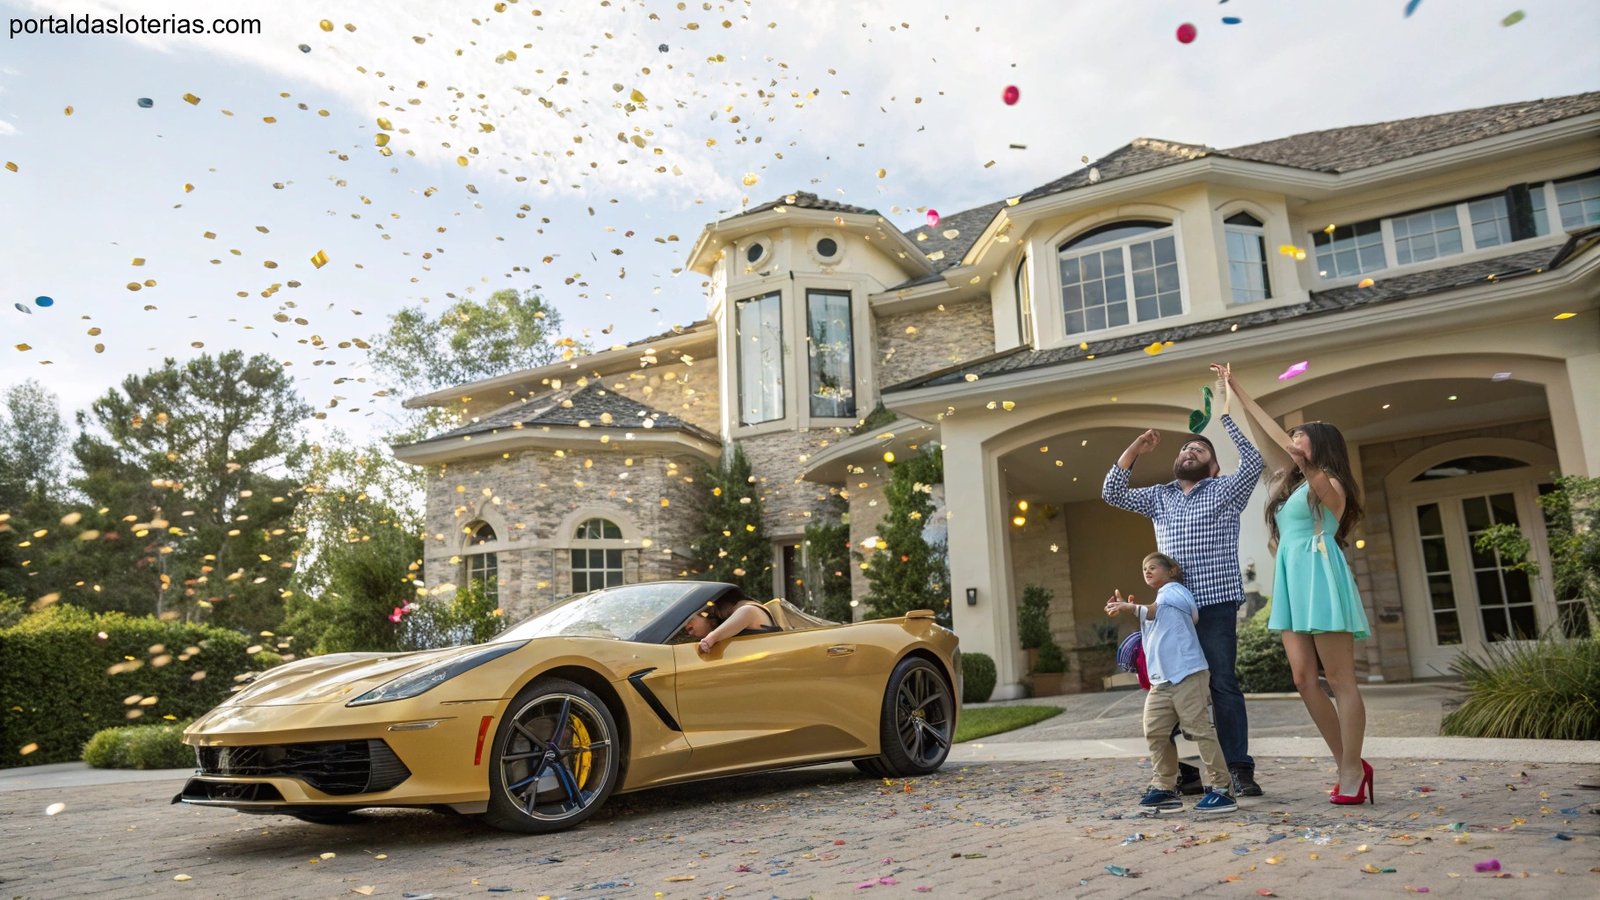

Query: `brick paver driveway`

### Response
(3, 754, 1596, 898)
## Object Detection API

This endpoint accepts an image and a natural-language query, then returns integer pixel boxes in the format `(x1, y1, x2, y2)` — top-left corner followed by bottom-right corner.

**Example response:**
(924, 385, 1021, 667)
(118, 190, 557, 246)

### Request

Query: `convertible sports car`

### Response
(176, 581, 960, 833)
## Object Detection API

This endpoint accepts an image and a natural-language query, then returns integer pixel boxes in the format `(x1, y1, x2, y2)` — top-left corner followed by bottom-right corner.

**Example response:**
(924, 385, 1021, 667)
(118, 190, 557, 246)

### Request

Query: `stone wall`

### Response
(736, 427, 852, 538)
(1007, 515, 1074, 646)
(1355, 417, 1555, 682)
(604, 358, 722, 437)
(875, 299, 996, 389)
(421, 445, 709, 619)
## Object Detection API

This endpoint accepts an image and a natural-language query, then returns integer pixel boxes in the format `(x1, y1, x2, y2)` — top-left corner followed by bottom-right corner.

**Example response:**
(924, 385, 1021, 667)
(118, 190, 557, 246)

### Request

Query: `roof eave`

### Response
(392, 424, 722, 467)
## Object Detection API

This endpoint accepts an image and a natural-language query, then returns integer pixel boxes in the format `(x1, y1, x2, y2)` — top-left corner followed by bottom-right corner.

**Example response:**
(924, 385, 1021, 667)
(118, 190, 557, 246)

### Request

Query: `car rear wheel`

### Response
(483, 678, 620, 834)
(859, 656, 954, 778)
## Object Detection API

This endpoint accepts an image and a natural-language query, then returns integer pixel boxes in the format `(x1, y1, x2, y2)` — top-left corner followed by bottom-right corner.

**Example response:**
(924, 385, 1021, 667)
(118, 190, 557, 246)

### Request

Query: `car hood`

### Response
(227, 645, 483, 707)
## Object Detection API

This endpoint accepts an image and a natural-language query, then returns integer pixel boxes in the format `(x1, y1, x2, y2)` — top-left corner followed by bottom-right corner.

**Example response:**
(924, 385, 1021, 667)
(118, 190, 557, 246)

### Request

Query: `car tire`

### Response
(864, 656, 954, 778)
(483, 677, 621, 834)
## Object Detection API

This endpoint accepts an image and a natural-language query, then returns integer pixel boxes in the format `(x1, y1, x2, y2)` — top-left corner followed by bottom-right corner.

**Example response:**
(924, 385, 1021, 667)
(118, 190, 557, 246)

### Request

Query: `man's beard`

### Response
(1173, 459, 1211, 481)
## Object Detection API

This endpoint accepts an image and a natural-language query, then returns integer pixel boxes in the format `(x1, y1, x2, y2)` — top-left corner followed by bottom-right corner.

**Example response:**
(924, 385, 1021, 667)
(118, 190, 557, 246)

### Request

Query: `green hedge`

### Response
(961, 652, 996, 704)
(83, 722, 194, 770)
(1, 606, 252, 767)
(1236, 603, 1295, 694)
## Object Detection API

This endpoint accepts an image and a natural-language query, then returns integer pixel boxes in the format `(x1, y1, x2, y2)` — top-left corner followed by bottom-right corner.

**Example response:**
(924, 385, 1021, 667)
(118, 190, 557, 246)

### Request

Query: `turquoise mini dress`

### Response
(1268, 482, 1370, 639)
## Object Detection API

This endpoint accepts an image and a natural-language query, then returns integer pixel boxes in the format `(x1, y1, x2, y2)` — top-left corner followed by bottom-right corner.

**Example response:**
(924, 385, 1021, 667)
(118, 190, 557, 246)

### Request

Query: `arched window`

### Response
(463, 521, 499, 605)
(571, 517, 625, 593)
(1223, 212, 1271, 303)
(1058, 220, 1182, 336)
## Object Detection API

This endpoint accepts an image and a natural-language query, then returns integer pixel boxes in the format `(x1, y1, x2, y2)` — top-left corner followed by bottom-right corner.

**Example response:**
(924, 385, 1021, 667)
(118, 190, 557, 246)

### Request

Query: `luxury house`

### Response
(394, 91, 1600, 700)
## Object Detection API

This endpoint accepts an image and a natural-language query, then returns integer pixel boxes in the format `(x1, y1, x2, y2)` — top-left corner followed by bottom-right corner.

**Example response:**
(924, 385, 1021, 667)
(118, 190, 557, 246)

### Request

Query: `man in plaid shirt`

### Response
(1102, 396, 1265, 796)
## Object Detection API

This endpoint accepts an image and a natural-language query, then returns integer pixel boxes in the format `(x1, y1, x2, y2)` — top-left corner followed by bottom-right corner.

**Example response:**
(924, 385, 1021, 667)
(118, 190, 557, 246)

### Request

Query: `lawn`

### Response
(954, 705, 1063, 743)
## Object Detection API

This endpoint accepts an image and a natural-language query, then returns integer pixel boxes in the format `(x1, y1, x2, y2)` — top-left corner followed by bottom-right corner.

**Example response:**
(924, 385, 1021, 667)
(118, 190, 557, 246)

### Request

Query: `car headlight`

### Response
(346, 642, 527, 707)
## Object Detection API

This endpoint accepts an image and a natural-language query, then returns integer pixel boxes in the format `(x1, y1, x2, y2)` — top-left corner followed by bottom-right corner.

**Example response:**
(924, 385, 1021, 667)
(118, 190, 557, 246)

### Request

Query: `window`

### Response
(1058, 221, 1181, 336)
(816, 237, 838, 258)
(735, 292, 784, 426)
(1528, 185, 1551, 236)
(464, 522, 499, 605)
(745, 241, 767, 265)
(805, 290, 855, 418)
(1313, 220, 1385, 278)
(1468, 197, 1512, 249)
(1014, 259, 1034, 345)
(1554, 174, 1600, 230)
(570, 517, 625, 594)
(1391, 204, 1464, 265)
(1223, 212, 1271, 302)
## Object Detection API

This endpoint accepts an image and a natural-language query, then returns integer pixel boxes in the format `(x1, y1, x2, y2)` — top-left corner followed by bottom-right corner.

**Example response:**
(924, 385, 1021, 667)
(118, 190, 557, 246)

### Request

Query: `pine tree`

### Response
(862, 448, 950, 620)
(801, 515, 854, 622)
(689, 446, 773, 598)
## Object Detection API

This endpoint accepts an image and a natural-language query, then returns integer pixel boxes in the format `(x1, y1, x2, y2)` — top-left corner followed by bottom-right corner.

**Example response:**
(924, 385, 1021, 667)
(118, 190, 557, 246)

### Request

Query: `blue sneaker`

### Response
(1194, 788, 1238, 815)
(1138, 787, 1184, 811)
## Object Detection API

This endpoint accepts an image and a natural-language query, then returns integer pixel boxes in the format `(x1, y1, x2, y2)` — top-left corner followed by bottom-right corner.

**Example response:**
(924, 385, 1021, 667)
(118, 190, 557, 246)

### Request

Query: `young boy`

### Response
(1105, 552, 1237, 815)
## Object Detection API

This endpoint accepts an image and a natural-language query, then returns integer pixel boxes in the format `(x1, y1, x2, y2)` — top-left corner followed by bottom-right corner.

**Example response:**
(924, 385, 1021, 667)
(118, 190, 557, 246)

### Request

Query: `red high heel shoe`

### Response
(1331, 759, 1374, 805)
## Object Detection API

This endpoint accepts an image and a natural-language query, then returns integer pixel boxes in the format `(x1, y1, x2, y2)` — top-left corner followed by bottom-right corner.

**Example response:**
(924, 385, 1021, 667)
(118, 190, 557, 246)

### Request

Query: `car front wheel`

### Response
(483, 678, 620, 834)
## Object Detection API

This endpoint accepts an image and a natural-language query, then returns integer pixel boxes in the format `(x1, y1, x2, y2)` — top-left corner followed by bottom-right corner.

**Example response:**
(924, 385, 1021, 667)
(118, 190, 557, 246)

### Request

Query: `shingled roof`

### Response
(893, 199, 1011, 288)
(734, 191, 882, 219)
(417, 382, 720, 446)
(884, 231, 1594, 394)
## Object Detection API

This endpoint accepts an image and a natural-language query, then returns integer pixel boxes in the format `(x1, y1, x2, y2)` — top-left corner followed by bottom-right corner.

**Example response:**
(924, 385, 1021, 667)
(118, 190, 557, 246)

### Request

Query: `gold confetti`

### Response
(182, 93, 200, 105)
(20, 743, 38, 755)
(875, 167, 887, 178)
(742, 172, 759, 187)
(310, 249, 329, 268)
(3, 161, 16, 173)
(1143, 342, 1164, 356)
(64, 105, 73, 115)
(664, 875, 696, 882)
(46, 802, 66, 815)
(319, 19, 333, 31)
(174, 874, 192, 882)
(320, 852, 336, 860)
(14, 343, 30, 351)
(353, 888, 375, 896)
(1358, 278, 1375, 288)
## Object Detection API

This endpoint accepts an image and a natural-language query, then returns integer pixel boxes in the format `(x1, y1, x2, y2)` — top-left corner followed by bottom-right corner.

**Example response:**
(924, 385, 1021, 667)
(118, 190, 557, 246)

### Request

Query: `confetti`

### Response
(174, 874, 192, 881)
(1189, 385, 1212, 433)
(319, 19, 334, 31)
(1501, 10, 1525, 26)
(1358, 278, 1376, 288)
(182, 92, 200, 105)
(1176, 23, 1198, 44)
(1405, 0, 1424, 17)
(45, 802, 66, 815)
(310, 249, 329, 269)
(1143, 342, 1164, 356)
(1277, 360, 1309, 380)
(1222, 16, 1242, 25)
(137, 97, 154, 108)
(1473, 859, 1500, 872)
(298, 43, 312, 53)
(1105, 865, 1137, 878)
(926, 209, 940, 227)
(3, 161, 16, 172)
(1002, 85, 1020, 105)
(13, 303, 31, 315)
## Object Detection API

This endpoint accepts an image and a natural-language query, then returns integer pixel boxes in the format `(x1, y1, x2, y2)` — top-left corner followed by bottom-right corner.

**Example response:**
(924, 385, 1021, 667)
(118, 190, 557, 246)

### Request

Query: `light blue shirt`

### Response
(1137, 582, 1208, 686)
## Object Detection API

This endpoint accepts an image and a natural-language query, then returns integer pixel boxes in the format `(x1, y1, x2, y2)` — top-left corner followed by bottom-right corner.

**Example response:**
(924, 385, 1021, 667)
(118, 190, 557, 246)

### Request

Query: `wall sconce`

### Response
(966, 587, 978, 607)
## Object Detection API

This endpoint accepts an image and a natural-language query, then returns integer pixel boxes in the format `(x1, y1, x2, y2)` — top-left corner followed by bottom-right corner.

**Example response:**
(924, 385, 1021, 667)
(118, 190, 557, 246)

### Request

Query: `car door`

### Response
(671, 625, 883, 776)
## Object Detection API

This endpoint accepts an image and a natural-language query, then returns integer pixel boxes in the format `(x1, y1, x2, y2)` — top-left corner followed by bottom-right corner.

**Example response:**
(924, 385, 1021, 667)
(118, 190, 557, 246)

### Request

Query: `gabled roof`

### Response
(417, 382, 720, 446)
(893, 199, 1011, 288)
(734, 190, 881, 219)
(1017, 91, 1600, 205)
(884, 232, 1595, 395)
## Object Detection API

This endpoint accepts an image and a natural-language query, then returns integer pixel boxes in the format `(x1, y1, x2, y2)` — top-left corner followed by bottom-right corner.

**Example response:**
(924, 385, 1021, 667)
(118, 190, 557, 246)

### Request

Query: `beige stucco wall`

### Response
(875, 299, 997, 390)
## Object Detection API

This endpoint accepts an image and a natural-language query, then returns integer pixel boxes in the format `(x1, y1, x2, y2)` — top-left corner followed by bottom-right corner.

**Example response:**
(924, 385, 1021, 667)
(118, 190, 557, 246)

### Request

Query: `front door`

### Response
(1397, 463, 1558, 677)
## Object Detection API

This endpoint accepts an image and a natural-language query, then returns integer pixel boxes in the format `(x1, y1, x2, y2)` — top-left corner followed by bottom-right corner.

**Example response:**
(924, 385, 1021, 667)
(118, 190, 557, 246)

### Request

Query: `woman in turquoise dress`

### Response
(1215, 364, 1374, 806)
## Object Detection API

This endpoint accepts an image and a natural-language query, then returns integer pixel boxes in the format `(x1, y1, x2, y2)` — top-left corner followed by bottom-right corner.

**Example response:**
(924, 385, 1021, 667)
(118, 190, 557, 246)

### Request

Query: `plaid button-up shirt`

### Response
(1101, 415, 1264, 608)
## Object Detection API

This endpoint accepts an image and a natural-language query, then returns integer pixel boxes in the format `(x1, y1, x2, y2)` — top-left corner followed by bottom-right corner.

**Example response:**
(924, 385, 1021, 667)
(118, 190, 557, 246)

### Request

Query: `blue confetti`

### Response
(1404, 0, 1423, 16)
(34, 295, 54, 308)
(1265, 834, 1287, 844)
(1222, 16, 1242, 25)
(136, 97, 153, 108)
(298, 43, 311, 53)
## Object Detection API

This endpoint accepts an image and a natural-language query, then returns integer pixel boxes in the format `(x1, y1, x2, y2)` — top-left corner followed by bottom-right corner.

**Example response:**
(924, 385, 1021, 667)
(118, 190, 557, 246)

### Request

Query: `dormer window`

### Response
(1223, 212, 1271, 303)
(1057, 220, 1182, 336)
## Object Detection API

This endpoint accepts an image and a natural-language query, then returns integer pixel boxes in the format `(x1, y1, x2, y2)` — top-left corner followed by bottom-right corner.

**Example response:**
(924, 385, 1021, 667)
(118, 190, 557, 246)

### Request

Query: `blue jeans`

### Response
(1171, 602, 1252, 772)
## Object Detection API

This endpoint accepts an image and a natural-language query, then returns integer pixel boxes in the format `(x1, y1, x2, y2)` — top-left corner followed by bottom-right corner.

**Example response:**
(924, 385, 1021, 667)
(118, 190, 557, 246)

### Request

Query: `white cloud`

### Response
(0, 120, 16, 135)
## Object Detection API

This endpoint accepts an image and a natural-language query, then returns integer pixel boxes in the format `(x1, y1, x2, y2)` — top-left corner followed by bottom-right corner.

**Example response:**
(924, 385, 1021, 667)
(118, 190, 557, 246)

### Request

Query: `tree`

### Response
(1476, 474, 1600, 634)
(689, 446, 772, 599)
(282, 518, 423, 655)
(64, 351, 311, 632)
(0, 381, 72, 599)
(861, 448, 950, 621)
(367, 288, 570, 403)
(800, 514, 854, 622)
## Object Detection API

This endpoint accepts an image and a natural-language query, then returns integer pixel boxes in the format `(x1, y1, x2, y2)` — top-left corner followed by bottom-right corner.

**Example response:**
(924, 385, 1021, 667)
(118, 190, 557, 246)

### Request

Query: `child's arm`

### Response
(1104, 589, 1151, 618)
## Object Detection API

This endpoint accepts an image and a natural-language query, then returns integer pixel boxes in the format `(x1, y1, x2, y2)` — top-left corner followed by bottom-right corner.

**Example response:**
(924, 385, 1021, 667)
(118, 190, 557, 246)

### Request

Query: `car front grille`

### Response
(196, 740, 410, 795)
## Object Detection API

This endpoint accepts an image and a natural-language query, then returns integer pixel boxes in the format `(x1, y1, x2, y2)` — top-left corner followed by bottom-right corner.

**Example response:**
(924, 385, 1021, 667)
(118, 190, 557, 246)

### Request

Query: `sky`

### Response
(2, 0, 1597, 447)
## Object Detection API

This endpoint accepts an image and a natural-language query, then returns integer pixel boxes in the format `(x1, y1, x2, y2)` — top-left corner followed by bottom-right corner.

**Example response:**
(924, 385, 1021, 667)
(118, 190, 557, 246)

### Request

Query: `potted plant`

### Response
(1018, 584, 1053, 674)
(1032, 640, 1069, 696)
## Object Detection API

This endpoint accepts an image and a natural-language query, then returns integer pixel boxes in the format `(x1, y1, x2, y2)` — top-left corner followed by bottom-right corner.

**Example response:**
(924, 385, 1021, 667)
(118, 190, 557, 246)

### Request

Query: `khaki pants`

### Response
(1142, 670, 1230, 792)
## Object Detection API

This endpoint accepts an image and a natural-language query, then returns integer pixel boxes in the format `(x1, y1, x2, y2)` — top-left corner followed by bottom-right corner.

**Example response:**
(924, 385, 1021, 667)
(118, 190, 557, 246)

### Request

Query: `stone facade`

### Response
(735, 427, 853, 538)
(603, 360, 721, 437)
(874, 299, 996, 389)
(421, 445, 709, 619)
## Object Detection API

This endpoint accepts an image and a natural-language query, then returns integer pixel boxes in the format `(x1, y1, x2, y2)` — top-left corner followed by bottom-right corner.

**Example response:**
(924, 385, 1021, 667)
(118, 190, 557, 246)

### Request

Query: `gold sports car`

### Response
(177, 581, 960, 833)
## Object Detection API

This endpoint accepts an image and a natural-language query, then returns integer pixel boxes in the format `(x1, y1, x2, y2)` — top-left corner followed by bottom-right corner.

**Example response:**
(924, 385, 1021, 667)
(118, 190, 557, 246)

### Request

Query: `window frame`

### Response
(568, 516, 627, 594)
(804, 288, 857, 420)
(1013, 256, 1035, 346)
(1222, 212, 1272, 303)
(1056, 220, 1186, 338)
(462, 521, 500, 606)
(734, 291, 785, 427)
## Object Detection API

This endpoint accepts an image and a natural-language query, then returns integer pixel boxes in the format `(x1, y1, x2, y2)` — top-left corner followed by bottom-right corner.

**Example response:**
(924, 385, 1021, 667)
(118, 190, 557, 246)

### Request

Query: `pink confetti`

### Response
(1176, 23, 1198, 44)
(926, 209, 940, 228)
(914, 889, 933, 895)
(1473, 859, 1501, 873)
(1002, 85, 1020, 105)
(1277, 360, 1309, 381)
(879, 877, 899, 885)
(856, 880, 877, 890)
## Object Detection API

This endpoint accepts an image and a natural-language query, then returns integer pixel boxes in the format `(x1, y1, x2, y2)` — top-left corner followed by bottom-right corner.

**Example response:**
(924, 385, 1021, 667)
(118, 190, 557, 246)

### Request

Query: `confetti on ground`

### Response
(1002, 85, 1020, 105)
(1501, 11, 1525, 26)
(1474, 859, 1501, 872)
(1105, 864, 1137, 877)
(45, 802, 66, 815)
(1277, 360, 1309, 381)
(1176, 23, 1198, 43)
(174, 874, 192, 881)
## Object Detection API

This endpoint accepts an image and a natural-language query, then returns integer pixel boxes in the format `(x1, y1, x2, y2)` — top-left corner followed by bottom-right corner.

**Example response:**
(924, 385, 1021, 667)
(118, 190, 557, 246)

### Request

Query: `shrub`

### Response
(1018, 585, 1052, 650)
(0, 605, 250, 767)
(961, 652, 996, 704)
(1034, 640, 1067, 674)
(0, 594, 26, 630)
(1236, 603, 1295, 693)
(83, 722, 193, 770)
(403, 581, 504, 650)
(800, 516, 854, 623)
(1441, 634, 1599, 741)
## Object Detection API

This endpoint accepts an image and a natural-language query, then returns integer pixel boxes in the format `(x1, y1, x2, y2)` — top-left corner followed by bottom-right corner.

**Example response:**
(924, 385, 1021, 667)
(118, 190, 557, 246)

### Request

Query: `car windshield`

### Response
(497, 583, 699, 643)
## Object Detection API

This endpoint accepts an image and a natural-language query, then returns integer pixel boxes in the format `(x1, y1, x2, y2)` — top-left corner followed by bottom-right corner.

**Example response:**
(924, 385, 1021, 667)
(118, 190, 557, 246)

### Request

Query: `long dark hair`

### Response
(1265, 421, 1363, 547)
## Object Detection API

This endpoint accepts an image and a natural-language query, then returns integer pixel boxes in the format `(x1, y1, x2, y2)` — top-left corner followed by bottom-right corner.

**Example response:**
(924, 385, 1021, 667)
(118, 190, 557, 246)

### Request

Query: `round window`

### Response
(745, 242, 765, 264)
(816, 237, 838, 258)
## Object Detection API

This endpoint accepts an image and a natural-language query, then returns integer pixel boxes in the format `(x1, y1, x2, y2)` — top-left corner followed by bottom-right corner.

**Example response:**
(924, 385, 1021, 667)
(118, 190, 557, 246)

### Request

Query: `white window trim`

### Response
(1052, 220, 1189, 341)
(1222, 219, 1272, 304)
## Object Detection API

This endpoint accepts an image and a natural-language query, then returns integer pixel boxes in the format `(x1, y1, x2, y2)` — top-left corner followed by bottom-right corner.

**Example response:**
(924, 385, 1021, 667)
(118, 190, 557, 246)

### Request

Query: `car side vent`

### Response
(366, 740, 410, 793)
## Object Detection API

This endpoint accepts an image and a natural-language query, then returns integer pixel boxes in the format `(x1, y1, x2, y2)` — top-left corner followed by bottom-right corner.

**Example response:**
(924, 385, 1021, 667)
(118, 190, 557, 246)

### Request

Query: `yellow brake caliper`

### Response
(566, 714, 592, 790)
